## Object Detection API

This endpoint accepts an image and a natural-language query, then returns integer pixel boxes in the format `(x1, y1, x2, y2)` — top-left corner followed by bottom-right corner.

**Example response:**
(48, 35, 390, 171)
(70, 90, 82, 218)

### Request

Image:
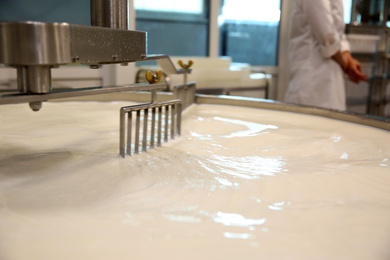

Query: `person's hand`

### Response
(342, 52, 367, 84)
(332, 51, 349, 72)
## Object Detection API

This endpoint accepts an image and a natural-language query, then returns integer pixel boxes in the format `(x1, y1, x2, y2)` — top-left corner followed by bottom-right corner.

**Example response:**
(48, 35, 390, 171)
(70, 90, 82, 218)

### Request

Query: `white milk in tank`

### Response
(0, 101, 389, 260)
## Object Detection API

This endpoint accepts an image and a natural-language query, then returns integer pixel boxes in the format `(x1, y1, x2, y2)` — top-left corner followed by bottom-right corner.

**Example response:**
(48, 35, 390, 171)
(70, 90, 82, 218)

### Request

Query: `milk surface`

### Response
(0, 101, 389, 260)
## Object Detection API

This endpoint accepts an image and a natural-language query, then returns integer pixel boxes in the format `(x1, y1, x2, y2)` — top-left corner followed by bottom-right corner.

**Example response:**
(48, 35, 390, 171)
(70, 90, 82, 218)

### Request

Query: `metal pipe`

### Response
(164, 106, 169, 142)
(176, 103, 182, 136)
(135, 110, 141, 154)
(16, 67, 28, 93)
(150, 107, 156, 148)
(15, 65, 52, 94)
(91, 0, 128, 29)
(158, 107, 162, 147)
(170, 105, 175, 139)
(26, 66, 52, 93)
(127, 111, 132, 155)
(1, 84, 166, 106)
(142, 109, 148, 152)
(119, 109, 126, 157)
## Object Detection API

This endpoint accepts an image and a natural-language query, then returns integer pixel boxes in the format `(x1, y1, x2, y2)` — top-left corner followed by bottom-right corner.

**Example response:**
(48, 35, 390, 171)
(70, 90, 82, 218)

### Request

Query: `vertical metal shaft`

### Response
(91, 0, 128, 29)
(170, 104, 175, 139)
(142, 109, 149, 152)
(151, 90, 157, 103)
(157, 106, 162, 147)
(135, 110, 141, 154)
(119, 109, 126, 157)
(150, 107, 156, 148)
(127, 111, 132, 155)
(176, 103, 182, 136)
(164, 106, 169, 142)
(16, 67, 28, 93)
(16, 66, 52, 94)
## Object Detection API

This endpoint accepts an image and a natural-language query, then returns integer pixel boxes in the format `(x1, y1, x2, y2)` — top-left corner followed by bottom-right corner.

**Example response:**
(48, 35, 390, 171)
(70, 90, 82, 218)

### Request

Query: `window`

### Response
(343, 0, 352, 24)
(219, 0, 281, 66)
(135, 0, 203, 14)
(0, 0, 90, 25)
(134, 0, 209, 58)
(221, 0, 280, 22)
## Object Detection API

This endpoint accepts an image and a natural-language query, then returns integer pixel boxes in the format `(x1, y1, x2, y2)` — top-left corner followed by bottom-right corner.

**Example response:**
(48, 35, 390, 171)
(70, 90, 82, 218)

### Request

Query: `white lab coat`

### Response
(284, 0, 350, 111)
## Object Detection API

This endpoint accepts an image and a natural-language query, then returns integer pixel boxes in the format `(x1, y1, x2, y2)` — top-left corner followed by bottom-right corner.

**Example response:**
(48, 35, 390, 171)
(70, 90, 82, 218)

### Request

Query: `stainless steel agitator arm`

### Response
(0, 0, 190, 111)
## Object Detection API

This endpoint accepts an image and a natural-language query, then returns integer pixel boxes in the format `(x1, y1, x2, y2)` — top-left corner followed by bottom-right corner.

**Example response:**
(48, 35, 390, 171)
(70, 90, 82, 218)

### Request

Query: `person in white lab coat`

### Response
(284, 0, 367, 111)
